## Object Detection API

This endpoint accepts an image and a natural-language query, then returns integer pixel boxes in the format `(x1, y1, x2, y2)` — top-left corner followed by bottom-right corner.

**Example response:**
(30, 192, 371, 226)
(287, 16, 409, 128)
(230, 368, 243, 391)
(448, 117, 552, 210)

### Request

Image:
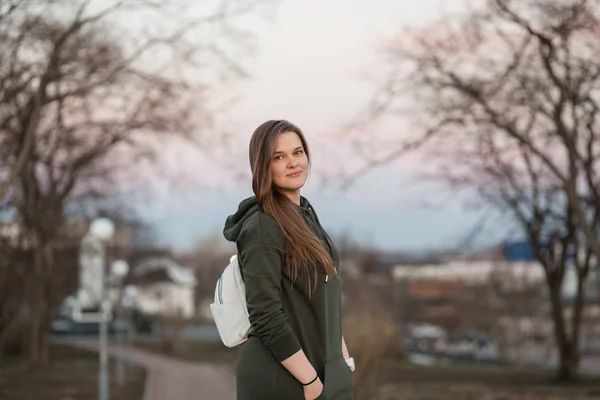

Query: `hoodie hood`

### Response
(223, 196, 261, 242)
(223, 195, 312, 242)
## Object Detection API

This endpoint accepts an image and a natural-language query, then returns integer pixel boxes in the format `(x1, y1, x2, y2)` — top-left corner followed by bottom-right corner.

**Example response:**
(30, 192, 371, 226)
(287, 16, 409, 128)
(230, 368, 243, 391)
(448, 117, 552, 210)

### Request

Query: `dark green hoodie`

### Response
(223, 195, 354, 400)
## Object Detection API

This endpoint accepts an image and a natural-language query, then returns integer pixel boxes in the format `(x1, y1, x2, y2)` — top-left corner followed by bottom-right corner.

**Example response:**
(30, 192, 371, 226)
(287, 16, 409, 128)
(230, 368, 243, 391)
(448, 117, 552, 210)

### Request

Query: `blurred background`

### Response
(2, 0, 600, 399)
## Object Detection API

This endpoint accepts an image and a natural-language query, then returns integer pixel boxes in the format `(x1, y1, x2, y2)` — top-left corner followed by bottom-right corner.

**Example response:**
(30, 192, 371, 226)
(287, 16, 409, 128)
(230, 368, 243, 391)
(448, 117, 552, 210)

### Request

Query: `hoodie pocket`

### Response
(275, 363, 305, 400)
(323, 353, 354, 400)
(236, 337, 280, 399)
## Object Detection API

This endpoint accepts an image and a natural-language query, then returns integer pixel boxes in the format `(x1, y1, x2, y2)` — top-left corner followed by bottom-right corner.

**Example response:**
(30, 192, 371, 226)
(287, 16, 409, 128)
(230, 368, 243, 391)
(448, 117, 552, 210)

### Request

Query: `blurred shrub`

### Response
(156, 310, 187, 354)
(343, 282, 402, 400)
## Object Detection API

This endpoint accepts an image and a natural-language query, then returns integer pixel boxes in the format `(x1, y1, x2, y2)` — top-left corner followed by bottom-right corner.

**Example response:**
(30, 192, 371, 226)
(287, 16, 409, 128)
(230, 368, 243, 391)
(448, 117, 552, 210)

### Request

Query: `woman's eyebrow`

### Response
(273, 146, 303, 155)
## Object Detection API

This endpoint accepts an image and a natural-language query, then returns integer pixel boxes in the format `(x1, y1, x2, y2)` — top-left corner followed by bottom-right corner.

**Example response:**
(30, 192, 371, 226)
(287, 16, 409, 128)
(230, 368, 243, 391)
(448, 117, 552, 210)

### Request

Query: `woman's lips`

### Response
(287, 171, 302, 177)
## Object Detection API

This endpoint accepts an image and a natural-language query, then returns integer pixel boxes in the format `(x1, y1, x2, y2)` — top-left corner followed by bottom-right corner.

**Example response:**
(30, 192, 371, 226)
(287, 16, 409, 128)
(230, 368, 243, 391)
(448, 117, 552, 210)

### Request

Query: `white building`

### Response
(392, 260, 583, 298)
(131, 257, 197, 319)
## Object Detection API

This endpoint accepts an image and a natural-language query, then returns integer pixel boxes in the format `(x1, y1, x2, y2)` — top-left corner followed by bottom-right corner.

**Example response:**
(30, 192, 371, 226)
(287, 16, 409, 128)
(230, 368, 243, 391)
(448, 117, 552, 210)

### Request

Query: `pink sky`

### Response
(154, 0, 473, 189)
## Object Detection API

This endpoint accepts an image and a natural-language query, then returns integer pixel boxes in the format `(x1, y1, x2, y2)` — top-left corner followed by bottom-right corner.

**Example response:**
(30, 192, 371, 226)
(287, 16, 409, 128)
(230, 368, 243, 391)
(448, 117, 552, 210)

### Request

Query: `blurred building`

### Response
(130, 257, 197, 319)
(393, 260, 545, 287)
(0, 221, 24, 247)
(392, 244, 600, 355)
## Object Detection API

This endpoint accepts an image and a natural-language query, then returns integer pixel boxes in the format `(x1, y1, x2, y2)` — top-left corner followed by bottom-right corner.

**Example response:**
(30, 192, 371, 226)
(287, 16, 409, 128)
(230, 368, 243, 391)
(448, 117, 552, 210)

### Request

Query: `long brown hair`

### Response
(249, 120, 335, 291)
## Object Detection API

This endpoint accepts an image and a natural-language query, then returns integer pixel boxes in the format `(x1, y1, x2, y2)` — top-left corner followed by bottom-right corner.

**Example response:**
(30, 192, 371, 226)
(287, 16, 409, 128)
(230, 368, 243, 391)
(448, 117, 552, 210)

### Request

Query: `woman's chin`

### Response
(277, 183, 305, 192)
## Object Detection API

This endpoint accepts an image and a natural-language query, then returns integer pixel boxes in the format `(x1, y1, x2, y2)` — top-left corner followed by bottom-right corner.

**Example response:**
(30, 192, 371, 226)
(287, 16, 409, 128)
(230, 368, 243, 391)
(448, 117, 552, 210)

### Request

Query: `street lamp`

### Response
(90, 217, 115, 400)
(90, 218, 116, 242)
(111, 259, 129, 279)
(110, 259, 130, 389)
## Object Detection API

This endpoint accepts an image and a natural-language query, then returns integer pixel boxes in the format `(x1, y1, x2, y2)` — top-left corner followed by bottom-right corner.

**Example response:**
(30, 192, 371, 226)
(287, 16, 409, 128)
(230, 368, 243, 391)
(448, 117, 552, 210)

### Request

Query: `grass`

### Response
(374, 358, 600, 400)
(0, 344, 146, 400)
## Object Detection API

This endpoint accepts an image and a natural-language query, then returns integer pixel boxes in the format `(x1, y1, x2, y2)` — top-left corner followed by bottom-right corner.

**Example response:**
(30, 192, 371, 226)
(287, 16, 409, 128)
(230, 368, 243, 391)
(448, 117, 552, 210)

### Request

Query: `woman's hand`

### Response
(303, 377, 323, 400)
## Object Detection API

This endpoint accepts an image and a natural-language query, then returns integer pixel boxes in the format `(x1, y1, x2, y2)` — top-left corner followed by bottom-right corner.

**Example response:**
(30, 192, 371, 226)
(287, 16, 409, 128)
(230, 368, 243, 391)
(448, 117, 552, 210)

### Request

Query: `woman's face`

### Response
(270, 131, 309, 195)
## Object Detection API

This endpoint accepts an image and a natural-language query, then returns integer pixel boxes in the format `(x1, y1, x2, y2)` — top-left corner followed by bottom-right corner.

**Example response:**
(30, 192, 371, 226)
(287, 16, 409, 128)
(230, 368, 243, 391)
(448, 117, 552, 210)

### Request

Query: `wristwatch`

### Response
(345, 357, 355, 372)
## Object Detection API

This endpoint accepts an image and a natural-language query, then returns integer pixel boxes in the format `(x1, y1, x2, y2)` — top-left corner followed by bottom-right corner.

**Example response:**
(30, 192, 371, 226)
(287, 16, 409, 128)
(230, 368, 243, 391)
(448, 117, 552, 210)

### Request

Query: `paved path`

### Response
(67, 340, 236, 400)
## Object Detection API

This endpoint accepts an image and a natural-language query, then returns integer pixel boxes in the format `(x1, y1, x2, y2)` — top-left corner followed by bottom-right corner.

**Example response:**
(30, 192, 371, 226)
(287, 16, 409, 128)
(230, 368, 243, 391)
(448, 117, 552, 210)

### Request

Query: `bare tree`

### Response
(0, 0, 273, 363)
(358, 0, 600, 380)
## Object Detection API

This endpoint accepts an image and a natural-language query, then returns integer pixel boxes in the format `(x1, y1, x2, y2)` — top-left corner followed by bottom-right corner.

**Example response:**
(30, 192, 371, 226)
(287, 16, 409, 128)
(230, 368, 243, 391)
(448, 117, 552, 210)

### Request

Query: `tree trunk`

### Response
(40, 321, 49, 362)
(0, 306, 26, 358)
(549, 282, 579, 381)
(557, 341, 579, 381)
(560, 273, 588, 381)
(27, 279, 43, 364)
(27, 241, 49, 364)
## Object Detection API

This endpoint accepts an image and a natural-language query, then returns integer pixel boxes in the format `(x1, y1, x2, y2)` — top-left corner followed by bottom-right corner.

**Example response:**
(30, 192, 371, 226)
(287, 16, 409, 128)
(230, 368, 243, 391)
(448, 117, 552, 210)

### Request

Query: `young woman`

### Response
(223, 120, 355, 400)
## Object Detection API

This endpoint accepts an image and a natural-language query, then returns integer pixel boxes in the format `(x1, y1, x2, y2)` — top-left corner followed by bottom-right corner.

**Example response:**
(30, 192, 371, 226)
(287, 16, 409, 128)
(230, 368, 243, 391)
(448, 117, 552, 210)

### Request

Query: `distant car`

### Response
(50, 318, 127, 336)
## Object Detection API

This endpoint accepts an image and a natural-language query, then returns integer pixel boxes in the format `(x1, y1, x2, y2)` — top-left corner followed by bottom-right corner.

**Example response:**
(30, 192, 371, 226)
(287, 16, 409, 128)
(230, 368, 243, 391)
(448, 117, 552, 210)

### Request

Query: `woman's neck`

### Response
(278, 189, 301, 205)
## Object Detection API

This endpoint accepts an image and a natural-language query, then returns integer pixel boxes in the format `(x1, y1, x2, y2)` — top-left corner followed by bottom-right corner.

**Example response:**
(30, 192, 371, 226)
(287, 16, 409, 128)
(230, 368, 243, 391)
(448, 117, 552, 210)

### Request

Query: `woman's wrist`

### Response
(301, 374, 319, 386)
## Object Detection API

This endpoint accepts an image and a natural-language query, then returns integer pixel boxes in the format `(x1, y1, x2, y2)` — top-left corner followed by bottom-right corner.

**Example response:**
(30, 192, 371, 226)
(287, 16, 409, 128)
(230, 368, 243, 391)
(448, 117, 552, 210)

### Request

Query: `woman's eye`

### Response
(295, 150, 304, 155)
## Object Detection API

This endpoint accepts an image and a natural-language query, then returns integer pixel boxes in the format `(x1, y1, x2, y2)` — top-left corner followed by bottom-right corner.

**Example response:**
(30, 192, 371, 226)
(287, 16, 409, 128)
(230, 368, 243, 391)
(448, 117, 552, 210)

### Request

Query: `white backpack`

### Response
(210, 255, 252, 347)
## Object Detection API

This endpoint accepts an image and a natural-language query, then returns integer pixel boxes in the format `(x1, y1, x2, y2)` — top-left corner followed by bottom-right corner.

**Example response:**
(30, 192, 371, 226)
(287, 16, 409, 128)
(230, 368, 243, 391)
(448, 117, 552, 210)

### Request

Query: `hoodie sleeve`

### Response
(238, 214, 302, 362)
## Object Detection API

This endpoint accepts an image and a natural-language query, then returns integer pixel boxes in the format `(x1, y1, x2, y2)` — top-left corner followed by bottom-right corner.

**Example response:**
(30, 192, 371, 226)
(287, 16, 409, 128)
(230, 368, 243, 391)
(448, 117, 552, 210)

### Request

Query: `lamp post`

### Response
(123, 285, 139, 351)
(90, 217, 115, 400)
(111, 259, 130, 389)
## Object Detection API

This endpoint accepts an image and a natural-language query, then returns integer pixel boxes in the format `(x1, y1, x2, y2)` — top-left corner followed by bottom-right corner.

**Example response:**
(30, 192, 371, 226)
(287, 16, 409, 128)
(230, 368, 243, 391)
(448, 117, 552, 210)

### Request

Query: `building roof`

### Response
(132, 257, 197, 286)
(392, 260, 544, 283)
